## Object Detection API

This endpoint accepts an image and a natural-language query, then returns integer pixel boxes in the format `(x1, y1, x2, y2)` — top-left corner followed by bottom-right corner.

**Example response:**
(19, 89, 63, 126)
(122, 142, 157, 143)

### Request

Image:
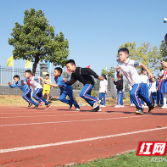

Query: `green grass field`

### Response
(74, 151, 167, 167)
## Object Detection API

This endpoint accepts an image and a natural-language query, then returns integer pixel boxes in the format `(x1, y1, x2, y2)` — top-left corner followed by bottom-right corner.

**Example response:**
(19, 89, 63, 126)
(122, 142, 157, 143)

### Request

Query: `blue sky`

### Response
(0, 0, 167, 75)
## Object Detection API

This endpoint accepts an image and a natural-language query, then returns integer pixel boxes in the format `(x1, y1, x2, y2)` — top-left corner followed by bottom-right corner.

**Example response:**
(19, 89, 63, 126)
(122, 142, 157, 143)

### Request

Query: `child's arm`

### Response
(81, 68, 103, 80)
(44, 81, 59, 88)
(112, 78, 117, 85)
(8, 82, 17, 88)
(139, 63, 153, 79)
(21, 79, 26, 86)
(64, 74, 76, 85)
(105, 85, 107, 93)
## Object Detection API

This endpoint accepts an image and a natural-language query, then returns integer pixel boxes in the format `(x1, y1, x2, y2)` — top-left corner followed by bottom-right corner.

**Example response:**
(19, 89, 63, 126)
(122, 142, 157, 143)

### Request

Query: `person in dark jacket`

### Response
(112, 74, 124, 108)
(64, 59, 102, 112)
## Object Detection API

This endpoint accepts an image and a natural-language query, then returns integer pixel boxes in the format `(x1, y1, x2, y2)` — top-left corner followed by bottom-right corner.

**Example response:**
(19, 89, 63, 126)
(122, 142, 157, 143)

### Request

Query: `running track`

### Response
(0, 106, 167, 167)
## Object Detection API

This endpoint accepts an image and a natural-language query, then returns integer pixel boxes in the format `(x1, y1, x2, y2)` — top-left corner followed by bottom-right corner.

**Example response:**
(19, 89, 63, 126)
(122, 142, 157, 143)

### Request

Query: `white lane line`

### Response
(0, 115, 147, 127)
(0, 126, 166, 154)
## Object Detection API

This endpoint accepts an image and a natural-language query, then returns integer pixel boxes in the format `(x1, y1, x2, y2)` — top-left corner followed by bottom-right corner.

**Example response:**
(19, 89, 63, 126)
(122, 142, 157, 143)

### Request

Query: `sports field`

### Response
(0, 104, 167, 167)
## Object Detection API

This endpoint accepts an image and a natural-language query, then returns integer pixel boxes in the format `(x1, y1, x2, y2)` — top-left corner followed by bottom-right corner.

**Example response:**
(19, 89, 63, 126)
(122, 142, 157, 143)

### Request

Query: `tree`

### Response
(160, 40, 167, 62)
(8, 8, 69, 74)
(117, 42, 162, 74)
(101, 67, 115, 77)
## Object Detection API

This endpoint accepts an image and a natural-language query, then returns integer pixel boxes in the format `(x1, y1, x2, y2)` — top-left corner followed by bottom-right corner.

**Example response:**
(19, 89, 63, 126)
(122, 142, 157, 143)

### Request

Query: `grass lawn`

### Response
(73, 151, 167, 167)
(0, 95, 130, 107)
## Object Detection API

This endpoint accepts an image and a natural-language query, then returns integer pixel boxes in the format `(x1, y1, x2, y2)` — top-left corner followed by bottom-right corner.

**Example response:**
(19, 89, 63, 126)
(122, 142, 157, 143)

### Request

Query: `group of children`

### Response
(8, 43, 167, 114)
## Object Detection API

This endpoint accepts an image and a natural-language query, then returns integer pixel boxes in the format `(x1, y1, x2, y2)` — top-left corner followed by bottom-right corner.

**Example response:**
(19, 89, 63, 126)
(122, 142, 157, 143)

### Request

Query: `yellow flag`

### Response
(7, 56, 13, 67)
(25, 60, 31, 68)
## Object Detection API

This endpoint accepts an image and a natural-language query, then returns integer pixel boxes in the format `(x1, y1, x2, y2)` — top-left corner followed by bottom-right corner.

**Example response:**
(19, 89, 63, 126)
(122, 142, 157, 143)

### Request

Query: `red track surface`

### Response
(0, 105, 167, 167)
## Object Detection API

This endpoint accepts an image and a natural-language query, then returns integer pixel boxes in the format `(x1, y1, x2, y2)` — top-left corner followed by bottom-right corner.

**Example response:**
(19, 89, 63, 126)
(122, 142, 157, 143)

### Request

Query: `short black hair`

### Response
(66, 59, 76, 66)
(102, 74, 107, 80)
(118, 48, 129, 54)
(13, 75, 20, 79)
(54, 67, 63, 74)
(165, 33, 167, 40)
(25, 70, 32, 74)
(46, 74, 49, 76)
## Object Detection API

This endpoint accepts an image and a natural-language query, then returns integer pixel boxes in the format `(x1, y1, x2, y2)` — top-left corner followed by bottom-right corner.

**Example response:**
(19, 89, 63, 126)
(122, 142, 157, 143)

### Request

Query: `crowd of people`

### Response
(8, 34, 167, 114)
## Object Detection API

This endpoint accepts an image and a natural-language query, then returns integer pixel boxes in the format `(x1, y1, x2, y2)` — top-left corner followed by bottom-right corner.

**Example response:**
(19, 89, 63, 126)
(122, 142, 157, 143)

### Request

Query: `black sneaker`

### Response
(69, 103, 73, 109)
(34, 104, 39, 109)
(28, 102, 33, 107)
(148, 105, 154, 113)
(90, 106, 100, 112)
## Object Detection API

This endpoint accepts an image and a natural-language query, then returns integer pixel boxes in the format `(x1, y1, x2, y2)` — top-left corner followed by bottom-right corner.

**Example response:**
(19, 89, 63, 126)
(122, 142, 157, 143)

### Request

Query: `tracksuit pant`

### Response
(129, 90, 133, 104)
(99, 93, 106, 106)
(22, 89, 38, 106)
(156, 91, 163, 105)
(59, 87, 80, 109)
(80, 84, 98, 107)
(130, 83, 152, 109)
(116, 90, 124, 105)
(151, 92, 157, 106)
(141, 84, 149, 105)
(32, 88, 49, 105)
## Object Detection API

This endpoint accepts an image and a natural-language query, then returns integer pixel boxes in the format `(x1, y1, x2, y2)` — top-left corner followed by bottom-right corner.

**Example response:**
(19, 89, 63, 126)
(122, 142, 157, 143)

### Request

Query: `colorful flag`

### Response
(25, 60, 31, 68)
(86, 65, 91, 68)
(102, 67, 107, 74)
(7, 56, 13, 67)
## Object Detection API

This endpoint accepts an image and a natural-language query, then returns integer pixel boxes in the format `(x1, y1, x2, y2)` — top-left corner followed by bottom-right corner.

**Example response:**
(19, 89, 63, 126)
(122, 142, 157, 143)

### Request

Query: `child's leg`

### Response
(47, 94, 49, 101)
(80, 84, 97, 107)
(99, 93, 103, 105)
(59, 92, 70, 104)
(37, 89, 49, 105)
(32, 88, 42, 103)
(156, 91, 159, 105)
(120, 91, 124, 105)
(103, 93, 106, 106)
(22, 89, 38, 106)
(160, 92, 164, 105)
(116, 91, 120, 105)
(163, 93, 167, 106)
(67, 90, 80, 109)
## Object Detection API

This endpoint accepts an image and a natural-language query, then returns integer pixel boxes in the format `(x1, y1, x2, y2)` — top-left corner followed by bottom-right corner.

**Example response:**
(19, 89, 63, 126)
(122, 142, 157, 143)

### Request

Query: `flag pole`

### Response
(13, 59, 14, 84)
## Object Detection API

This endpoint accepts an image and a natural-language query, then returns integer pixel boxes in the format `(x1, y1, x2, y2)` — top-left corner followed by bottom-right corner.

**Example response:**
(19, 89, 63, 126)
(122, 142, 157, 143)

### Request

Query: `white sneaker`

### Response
(93, 100, 101, 108)
(161, 105, 167, 109)
(114, 105, 120, 108)
(98, 108, 101, 111)
(100, 105, 106, 107)
(120, 105, 124, 107)
(132, 104, 135, 106)
(76, 108, 80, 111)
(130, 104, 133, 106)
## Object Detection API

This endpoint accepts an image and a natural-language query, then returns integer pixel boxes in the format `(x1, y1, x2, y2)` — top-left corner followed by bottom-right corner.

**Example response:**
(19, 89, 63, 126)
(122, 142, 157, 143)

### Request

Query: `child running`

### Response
(99, 74, 108, 107)
(43, 74, 52, 101)
(112, 74, 124, 108)
(116, 48, 154, 114)
(8, 75, 36, 107)
(21, 70, 51, 109)
(64, 59, 102, 112)
(43, 67, 80, 110)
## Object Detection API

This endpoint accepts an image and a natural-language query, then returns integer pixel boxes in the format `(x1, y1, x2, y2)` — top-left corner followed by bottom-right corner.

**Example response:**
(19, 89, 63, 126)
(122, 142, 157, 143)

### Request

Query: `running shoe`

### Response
(69, 103, 73, 109)
(114, 105, 120, 108)
(161, 105, 167, 109)
(76, 108, 80, 111)
(46, 104, 52, 109)
(93, 100, 101, 108)
(28, 102, 33, 107)
(90, 106, 100, 112)
(120, 105, 124, 107)
(34, 104, 39, 109)
(148, 105, 154, 112)
(136, 108, 144, 114)
(40, 101, 45, 106)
